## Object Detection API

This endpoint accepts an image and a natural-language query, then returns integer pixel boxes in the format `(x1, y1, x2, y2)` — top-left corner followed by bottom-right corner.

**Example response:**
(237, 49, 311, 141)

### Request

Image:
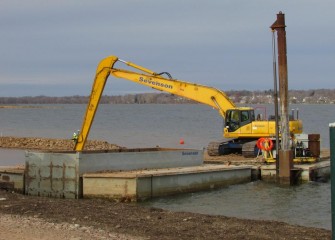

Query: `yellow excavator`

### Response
(74, 56, 303, 157)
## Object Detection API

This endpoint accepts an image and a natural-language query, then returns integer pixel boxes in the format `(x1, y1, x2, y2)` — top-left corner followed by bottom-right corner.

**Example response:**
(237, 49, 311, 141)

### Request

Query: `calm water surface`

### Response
(0, 104, 333, 229)
(141, 180, 331, 230)
(1, 104, 333, 148)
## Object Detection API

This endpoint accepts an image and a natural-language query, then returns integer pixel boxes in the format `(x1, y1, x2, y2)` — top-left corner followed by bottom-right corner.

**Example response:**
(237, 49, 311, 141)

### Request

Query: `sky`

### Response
(0, 0, 334, 97)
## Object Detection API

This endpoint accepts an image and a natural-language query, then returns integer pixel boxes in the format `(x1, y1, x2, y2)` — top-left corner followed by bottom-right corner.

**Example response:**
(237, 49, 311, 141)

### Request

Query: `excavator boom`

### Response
(111, 69, 236, 114)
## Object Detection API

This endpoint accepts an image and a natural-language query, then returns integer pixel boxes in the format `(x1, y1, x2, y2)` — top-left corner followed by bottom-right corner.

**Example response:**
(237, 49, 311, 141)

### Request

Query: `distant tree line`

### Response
(0, 89, 334, 104)
(0, 93, 195, 104)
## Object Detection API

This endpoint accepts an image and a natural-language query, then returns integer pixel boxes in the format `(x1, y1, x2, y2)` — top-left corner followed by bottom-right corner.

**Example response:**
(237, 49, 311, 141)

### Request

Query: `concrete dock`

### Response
(0, 148, 331, 201)
(0, 166, 25, 193)
(83, 164, 251, 201)
(0, 147, 253, 200)
(260, 160, 330, 182)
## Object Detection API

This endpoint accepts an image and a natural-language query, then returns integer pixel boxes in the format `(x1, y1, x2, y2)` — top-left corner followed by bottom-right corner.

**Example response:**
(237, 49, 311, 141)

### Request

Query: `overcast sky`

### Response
(0, 0, 334, 97)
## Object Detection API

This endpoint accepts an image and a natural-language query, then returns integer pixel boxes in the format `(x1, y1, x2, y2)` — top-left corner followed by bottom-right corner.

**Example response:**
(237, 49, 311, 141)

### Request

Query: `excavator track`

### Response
(242, 140, 258, 158)
(208, 140, 258, 158)
(207, 141, 221, 156)
(207, 141, 234, 156)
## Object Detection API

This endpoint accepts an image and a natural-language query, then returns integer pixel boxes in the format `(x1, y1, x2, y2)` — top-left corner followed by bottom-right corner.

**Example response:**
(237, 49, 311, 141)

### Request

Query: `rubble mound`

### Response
(0, 136, 123, 151)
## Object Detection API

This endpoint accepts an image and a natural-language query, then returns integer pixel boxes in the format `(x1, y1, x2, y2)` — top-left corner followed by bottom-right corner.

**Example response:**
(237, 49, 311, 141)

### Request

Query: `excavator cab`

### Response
(225, 109, 255, 132)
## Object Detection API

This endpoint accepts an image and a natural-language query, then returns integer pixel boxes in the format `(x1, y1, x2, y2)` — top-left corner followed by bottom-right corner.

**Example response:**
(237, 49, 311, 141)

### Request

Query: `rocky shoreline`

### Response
(0, 189, 331, 240)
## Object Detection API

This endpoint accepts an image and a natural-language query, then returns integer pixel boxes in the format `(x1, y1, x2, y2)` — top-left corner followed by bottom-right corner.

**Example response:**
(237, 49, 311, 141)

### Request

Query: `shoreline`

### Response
(0, 189, 331, 240)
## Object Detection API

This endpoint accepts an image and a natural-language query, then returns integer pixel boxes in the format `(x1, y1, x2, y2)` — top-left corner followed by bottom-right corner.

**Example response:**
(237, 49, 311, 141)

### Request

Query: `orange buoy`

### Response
(263, 138, 273, 151)
(257, 138, 266, 150)
(257, 138, 274, 151)
(179, 138, 185, 144)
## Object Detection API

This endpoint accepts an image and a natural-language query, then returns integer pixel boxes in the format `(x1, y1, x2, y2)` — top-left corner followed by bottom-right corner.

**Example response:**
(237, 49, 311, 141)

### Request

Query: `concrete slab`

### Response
(260, 160, 330, 182)
(78, 148, 203, 173)
(82, 164, 252, 201)
(296, 160, 330, 182)
(0, 166, 25, 192)
(25, 151, 79, 198)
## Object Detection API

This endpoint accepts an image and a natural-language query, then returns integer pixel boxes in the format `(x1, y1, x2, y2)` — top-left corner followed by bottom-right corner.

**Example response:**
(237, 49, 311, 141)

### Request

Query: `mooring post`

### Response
(271, 12, 293, 185)
(271, 27, 280, 177)
(330, 122, 335, 240)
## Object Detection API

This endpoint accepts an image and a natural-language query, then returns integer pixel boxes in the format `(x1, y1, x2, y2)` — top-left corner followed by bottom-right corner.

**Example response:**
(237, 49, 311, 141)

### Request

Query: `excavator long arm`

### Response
(74, 55, 236, 151)
(74, 56, 117, 151)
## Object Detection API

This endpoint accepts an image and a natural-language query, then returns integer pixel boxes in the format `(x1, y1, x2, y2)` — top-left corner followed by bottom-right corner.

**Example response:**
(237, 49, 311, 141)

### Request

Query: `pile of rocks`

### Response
(0, 136, 123, 151)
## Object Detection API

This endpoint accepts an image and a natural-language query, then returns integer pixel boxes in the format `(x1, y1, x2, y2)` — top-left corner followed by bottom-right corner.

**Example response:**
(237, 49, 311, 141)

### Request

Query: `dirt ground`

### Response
(0, 136, 332, 239)
(0, 189, 331, 240)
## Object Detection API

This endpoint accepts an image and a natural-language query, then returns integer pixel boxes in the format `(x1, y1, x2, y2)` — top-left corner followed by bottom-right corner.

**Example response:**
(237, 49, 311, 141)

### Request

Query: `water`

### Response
(141, 181, 331, 230)
(1, 104, 333, 149)
(0, 103, 334, 229)
(0, 148, 25, 166)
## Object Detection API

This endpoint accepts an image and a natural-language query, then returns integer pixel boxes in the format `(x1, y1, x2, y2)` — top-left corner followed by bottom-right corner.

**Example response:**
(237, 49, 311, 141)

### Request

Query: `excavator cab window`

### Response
(241, 111, 249, 122)
(240, 110, 254, 127)
(226, 109, 254, 132)
(226, 110, 240, 132)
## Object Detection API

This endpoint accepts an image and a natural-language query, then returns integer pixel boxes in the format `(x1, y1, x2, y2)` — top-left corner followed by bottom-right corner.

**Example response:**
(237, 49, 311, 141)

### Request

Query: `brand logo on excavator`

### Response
(139, 77, 173, 89)
(182, 151, 199, 156)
